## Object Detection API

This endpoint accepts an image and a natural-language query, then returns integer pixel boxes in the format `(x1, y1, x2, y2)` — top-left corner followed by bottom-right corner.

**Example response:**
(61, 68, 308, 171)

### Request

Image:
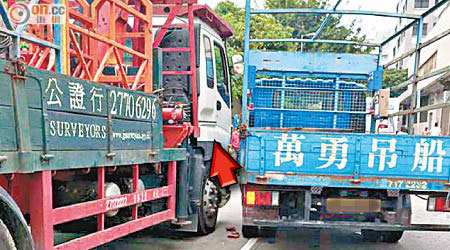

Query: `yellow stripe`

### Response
(61, 0, 68, 75)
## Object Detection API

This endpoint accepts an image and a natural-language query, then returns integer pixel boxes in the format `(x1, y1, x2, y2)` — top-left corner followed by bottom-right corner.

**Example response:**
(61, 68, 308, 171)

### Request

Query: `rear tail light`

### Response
(427, 197, 450, 212)
(245, 190, 279, 207)
(246, 191, 256, 206)
(271, 191, 279, 206)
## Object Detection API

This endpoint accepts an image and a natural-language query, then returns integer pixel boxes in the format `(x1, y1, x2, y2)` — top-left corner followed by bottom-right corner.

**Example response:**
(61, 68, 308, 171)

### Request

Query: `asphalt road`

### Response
(98, 187, 450, 250)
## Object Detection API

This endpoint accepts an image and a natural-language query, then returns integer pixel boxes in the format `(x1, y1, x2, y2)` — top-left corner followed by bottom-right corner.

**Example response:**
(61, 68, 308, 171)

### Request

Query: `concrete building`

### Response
(387, 0, 441, 67)
(395, 2, 450, 135)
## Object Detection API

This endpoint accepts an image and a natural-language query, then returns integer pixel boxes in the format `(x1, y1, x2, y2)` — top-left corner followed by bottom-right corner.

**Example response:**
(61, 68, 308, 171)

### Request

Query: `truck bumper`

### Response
(246, 219, 450, 232)
(242, 184, 450, 232)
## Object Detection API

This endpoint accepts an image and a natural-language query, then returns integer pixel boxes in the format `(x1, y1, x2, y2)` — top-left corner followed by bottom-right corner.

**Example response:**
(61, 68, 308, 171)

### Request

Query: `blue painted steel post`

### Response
(251, 9, 421, 19)
(242, 0, 251, 126)
(408, 18, 423, 135)
(280, 75, 286, 127)
(333, 77, 340, 129)
(377, 46, 382, 67)
(0, 2, 13, 30)
(312, 0, 343, 40)
(53, 0, 63, 73)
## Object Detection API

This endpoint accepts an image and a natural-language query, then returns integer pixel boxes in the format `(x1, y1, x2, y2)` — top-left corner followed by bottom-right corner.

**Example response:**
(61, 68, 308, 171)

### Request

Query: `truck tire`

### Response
(260, 227, 276, 238)
(0, 219, 17, 250)
(242, 225, 259, 238)
(361, 230, 380, 242)
(362, 230, 403, 243)
(197, 178, 219, 235)
(0, 187, 33, 250)
(381, 231, 403, 243)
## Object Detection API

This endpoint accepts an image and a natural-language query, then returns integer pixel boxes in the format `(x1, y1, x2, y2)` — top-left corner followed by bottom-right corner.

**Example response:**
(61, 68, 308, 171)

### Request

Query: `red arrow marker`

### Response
(210, 141, 242, 187)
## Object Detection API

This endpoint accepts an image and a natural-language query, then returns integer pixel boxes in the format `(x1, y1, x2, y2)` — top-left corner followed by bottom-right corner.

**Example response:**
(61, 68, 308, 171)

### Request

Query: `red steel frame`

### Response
(153, 0, 200, 140)
(3, 0, 190, 249)
(68, 0, 153, 93)
(29, 162, 177, 250)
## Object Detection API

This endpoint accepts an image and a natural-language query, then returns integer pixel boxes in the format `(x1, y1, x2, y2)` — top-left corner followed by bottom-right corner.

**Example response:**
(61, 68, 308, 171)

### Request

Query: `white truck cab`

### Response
(152, 6, 234, 234)
(152, 7, 233, 147)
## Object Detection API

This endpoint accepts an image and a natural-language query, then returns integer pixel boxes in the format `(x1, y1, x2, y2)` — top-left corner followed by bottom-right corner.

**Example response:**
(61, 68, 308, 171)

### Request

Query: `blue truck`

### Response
(239, 0, 450, 242)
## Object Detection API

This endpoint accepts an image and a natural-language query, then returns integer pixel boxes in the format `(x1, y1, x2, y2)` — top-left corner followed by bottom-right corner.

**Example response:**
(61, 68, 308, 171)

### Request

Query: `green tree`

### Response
(215, 1, 294, 102)
(215, 0, 371, 102)
(265, 0, 371, 54)
(384, 68, 408, 97)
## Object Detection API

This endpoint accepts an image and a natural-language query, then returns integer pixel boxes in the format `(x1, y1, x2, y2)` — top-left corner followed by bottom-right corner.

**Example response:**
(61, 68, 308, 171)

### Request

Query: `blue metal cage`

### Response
(250, 78, 367, 131)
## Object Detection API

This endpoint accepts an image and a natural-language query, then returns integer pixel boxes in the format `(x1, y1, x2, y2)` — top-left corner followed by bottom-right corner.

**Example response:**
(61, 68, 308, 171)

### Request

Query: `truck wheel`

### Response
(242, 225, 259, 238)
(260, 227, 276, 238)
(197, 178, 219, 235)
(0, 219, 17, 250)
(361, 230, 381, 242)
(381, 231, 403, 243)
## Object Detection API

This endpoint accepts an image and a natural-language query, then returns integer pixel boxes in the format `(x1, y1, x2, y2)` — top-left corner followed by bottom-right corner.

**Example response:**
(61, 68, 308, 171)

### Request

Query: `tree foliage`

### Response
(265, 0, 371, 54)
(215, 1, 294, 101)
(384, 68, 409, 97)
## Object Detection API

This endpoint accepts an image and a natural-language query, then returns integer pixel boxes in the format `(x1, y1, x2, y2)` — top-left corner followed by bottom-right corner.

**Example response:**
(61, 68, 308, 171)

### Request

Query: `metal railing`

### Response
(242, 0, 450, 135)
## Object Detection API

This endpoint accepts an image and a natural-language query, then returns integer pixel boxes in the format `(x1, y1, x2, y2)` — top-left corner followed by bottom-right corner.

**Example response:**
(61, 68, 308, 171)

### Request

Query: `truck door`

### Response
(197, 33, 231, 146)
(197, 35, 219, 126)
(212, 41, 232, 144)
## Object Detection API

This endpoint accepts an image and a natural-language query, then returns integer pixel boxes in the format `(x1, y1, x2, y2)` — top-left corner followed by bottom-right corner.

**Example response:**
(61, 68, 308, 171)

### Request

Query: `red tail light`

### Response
(244, 190, 279, 207)
(428, 197, 450, 212)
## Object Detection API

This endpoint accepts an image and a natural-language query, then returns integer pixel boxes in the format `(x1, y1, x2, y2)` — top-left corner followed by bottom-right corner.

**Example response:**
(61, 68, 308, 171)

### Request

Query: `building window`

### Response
(412, 23, 428, 37)
(423, 23, 428, 36)
(418, 52, 437, 76)
(415, 0, 429, 8)
(419, 95, 429, 123)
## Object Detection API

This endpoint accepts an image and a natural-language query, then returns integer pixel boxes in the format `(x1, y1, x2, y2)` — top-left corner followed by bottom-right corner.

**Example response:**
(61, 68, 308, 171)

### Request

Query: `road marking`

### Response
(240, 238, 259, 250)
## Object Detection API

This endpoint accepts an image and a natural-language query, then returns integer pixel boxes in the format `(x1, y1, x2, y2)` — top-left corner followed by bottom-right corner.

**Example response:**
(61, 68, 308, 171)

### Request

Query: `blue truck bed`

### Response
(241, 49, 450, 192)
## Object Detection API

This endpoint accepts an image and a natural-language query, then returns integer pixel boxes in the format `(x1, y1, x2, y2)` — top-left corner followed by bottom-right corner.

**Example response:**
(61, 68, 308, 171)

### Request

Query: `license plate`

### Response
(326, 198, 381, 213)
